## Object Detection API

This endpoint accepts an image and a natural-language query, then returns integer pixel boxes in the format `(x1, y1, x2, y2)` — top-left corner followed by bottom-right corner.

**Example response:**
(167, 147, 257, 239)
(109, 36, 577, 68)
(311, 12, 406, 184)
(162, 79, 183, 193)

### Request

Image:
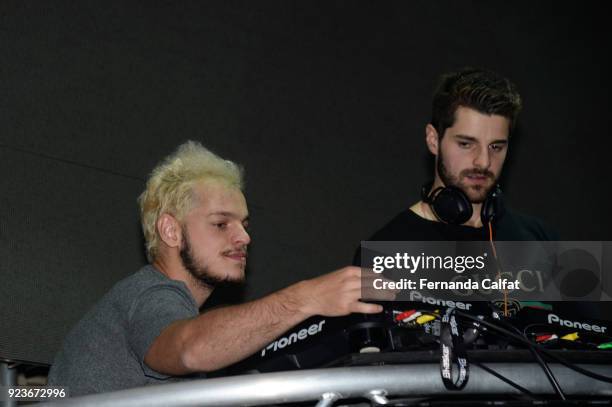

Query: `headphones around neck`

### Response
(421, 182, 504, 225)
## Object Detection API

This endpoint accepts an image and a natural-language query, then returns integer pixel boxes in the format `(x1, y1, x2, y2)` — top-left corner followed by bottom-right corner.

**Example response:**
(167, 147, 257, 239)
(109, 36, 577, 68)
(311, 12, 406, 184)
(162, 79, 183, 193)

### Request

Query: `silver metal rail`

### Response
(41, 363, 612, 406)
(1, 362, 18, 407)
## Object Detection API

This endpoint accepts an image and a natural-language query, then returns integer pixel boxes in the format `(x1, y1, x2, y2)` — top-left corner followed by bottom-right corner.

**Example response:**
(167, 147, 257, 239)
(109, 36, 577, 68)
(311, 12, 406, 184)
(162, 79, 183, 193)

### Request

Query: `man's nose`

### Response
(233, 225, 251, 246)
(473, 146, 491, 169)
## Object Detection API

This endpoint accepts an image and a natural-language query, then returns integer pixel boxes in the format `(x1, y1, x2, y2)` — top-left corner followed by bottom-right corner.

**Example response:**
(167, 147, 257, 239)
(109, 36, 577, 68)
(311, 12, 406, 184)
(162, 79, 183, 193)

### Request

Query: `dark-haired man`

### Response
(356, 67, 556, 250)
(356, 68, 612, 326)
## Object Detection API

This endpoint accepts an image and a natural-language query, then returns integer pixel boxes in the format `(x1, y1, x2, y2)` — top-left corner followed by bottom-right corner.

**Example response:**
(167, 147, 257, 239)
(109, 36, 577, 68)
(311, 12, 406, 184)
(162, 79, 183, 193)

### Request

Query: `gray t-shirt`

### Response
(48, 265, 199, 396)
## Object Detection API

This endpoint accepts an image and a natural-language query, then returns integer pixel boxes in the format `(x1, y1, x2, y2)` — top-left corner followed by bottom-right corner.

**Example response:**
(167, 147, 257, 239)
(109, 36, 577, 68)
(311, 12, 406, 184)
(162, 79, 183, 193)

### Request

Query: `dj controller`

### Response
(229, 300, 612, 374)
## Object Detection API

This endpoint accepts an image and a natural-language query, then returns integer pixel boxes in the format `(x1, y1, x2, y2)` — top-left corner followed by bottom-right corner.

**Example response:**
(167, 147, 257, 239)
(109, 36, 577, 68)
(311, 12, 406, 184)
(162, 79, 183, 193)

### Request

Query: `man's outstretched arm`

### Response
(144, 266, 382, 375)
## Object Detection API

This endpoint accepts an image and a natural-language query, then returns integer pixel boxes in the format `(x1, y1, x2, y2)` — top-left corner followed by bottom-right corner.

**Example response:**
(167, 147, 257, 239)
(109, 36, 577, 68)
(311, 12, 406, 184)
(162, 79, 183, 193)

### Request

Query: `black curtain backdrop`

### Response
(1, 1, 610, 365)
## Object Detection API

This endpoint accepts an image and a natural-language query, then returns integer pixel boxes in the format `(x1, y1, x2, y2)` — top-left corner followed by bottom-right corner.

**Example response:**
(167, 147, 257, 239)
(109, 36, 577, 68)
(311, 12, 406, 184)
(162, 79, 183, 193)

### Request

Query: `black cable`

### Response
(396, 311, 540, 399)
(488, 317, 567, 400)
(484, 221, 568, 397)
(472, 361, 537, 399)
(456, 310, 612, 384)
(394, 307, 607, 394)
(527, 345, 566, 400)
(470, 324, 557, 400)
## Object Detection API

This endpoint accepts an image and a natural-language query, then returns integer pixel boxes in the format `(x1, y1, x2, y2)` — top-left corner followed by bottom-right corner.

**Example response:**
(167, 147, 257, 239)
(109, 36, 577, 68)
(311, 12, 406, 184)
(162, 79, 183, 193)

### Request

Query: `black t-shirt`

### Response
(353, 208, 557, 265)
(354, 208, 612, 319)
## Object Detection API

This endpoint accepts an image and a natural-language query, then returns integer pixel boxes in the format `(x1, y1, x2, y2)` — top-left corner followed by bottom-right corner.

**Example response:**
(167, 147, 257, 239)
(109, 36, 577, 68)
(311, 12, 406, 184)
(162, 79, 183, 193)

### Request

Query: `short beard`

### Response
(179, 230, 244, 290)
(437, 147, 495, 204)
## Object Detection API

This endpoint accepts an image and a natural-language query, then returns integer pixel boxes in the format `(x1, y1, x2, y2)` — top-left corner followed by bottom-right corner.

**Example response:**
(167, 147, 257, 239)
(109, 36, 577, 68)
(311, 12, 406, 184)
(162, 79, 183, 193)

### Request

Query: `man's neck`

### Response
(153, 256, 213, 307)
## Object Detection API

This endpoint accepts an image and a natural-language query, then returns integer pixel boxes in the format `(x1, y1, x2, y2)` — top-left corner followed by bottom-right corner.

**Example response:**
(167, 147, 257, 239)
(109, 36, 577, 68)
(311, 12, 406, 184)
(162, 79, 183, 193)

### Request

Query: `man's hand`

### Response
(289, 266, 384, 317)
(360, 267, 400, 302)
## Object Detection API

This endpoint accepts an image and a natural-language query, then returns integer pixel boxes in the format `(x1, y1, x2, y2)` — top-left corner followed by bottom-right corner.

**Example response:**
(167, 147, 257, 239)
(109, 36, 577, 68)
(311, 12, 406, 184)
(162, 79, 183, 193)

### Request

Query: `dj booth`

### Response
(44, 301, 612, 406)
(40, 361, 612, 406)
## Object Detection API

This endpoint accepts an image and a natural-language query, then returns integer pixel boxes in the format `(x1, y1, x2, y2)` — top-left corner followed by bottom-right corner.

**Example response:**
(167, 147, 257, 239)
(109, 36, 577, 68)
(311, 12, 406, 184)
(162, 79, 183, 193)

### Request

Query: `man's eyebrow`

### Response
(454, 134, 508, 144)
(454, 134, 478, 142)
(208, 211, 250, 221)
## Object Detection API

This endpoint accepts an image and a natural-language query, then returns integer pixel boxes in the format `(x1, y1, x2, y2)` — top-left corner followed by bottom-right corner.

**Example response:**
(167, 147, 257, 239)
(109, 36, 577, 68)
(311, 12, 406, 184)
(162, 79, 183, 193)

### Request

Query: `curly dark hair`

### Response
(431, 67, 522, 138)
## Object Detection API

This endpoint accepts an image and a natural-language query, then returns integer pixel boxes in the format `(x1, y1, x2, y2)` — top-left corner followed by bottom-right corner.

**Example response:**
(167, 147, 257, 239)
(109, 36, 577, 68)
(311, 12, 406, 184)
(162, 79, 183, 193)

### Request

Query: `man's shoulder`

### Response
(353, 210, 428, 265)
(369, 209, 425, 241)
(112, 265, 183, 293)
(92, 265, 195, 316)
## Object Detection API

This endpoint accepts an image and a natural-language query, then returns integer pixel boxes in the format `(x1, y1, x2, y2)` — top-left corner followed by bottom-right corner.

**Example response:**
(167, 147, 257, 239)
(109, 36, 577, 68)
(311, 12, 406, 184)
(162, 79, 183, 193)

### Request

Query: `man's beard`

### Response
(437, 148, 496, 204)
(179, 230, 245, 289)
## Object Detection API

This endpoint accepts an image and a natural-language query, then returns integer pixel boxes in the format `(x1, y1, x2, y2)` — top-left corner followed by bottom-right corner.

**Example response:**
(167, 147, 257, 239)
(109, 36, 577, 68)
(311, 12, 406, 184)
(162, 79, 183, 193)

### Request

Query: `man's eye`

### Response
(458, 141, 471, 148)
(214, 223, 227, 230)
(490, 144, 504, 152)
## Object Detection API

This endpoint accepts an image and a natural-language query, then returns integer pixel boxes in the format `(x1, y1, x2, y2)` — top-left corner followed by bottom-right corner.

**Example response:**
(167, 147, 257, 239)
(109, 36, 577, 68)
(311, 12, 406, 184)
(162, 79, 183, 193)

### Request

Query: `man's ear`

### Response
(157, 213, 182, 249)
(425, 124, 440, 156)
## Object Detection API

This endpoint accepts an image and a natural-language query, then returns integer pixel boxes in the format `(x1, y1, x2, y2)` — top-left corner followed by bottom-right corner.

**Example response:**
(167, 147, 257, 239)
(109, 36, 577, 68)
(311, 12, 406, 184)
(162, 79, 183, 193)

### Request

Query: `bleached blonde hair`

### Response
(138, 141, 243, 262)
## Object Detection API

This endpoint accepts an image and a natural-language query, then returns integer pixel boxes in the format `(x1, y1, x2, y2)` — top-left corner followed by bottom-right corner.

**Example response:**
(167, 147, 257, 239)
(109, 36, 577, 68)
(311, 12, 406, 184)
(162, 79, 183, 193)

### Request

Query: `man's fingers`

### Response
(362, 287, 397, 301)
(352, 301, 383, 314)
(360, 273, 400, 301)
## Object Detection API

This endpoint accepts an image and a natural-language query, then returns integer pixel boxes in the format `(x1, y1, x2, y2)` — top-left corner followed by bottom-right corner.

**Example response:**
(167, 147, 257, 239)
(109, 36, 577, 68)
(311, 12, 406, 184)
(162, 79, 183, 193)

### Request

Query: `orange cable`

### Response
(488, 221, 508, 316)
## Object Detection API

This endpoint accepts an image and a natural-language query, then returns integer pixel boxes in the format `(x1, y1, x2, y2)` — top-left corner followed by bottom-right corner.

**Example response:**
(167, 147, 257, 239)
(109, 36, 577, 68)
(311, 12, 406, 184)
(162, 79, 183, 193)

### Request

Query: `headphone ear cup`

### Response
(430, 186, 472, 225)
(480, 185, 504, 224)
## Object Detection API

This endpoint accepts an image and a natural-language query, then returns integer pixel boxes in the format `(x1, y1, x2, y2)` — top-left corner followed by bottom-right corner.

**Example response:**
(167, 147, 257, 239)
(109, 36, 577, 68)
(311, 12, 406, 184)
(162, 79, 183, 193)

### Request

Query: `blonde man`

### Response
(48, 141, 381, 396)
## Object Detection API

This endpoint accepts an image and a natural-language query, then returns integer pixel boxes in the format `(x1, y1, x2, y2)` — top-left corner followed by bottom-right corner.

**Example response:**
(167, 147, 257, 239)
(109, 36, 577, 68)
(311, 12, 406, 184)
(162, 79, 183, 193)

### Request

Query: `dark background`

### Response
(1, 1, 609, 366)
